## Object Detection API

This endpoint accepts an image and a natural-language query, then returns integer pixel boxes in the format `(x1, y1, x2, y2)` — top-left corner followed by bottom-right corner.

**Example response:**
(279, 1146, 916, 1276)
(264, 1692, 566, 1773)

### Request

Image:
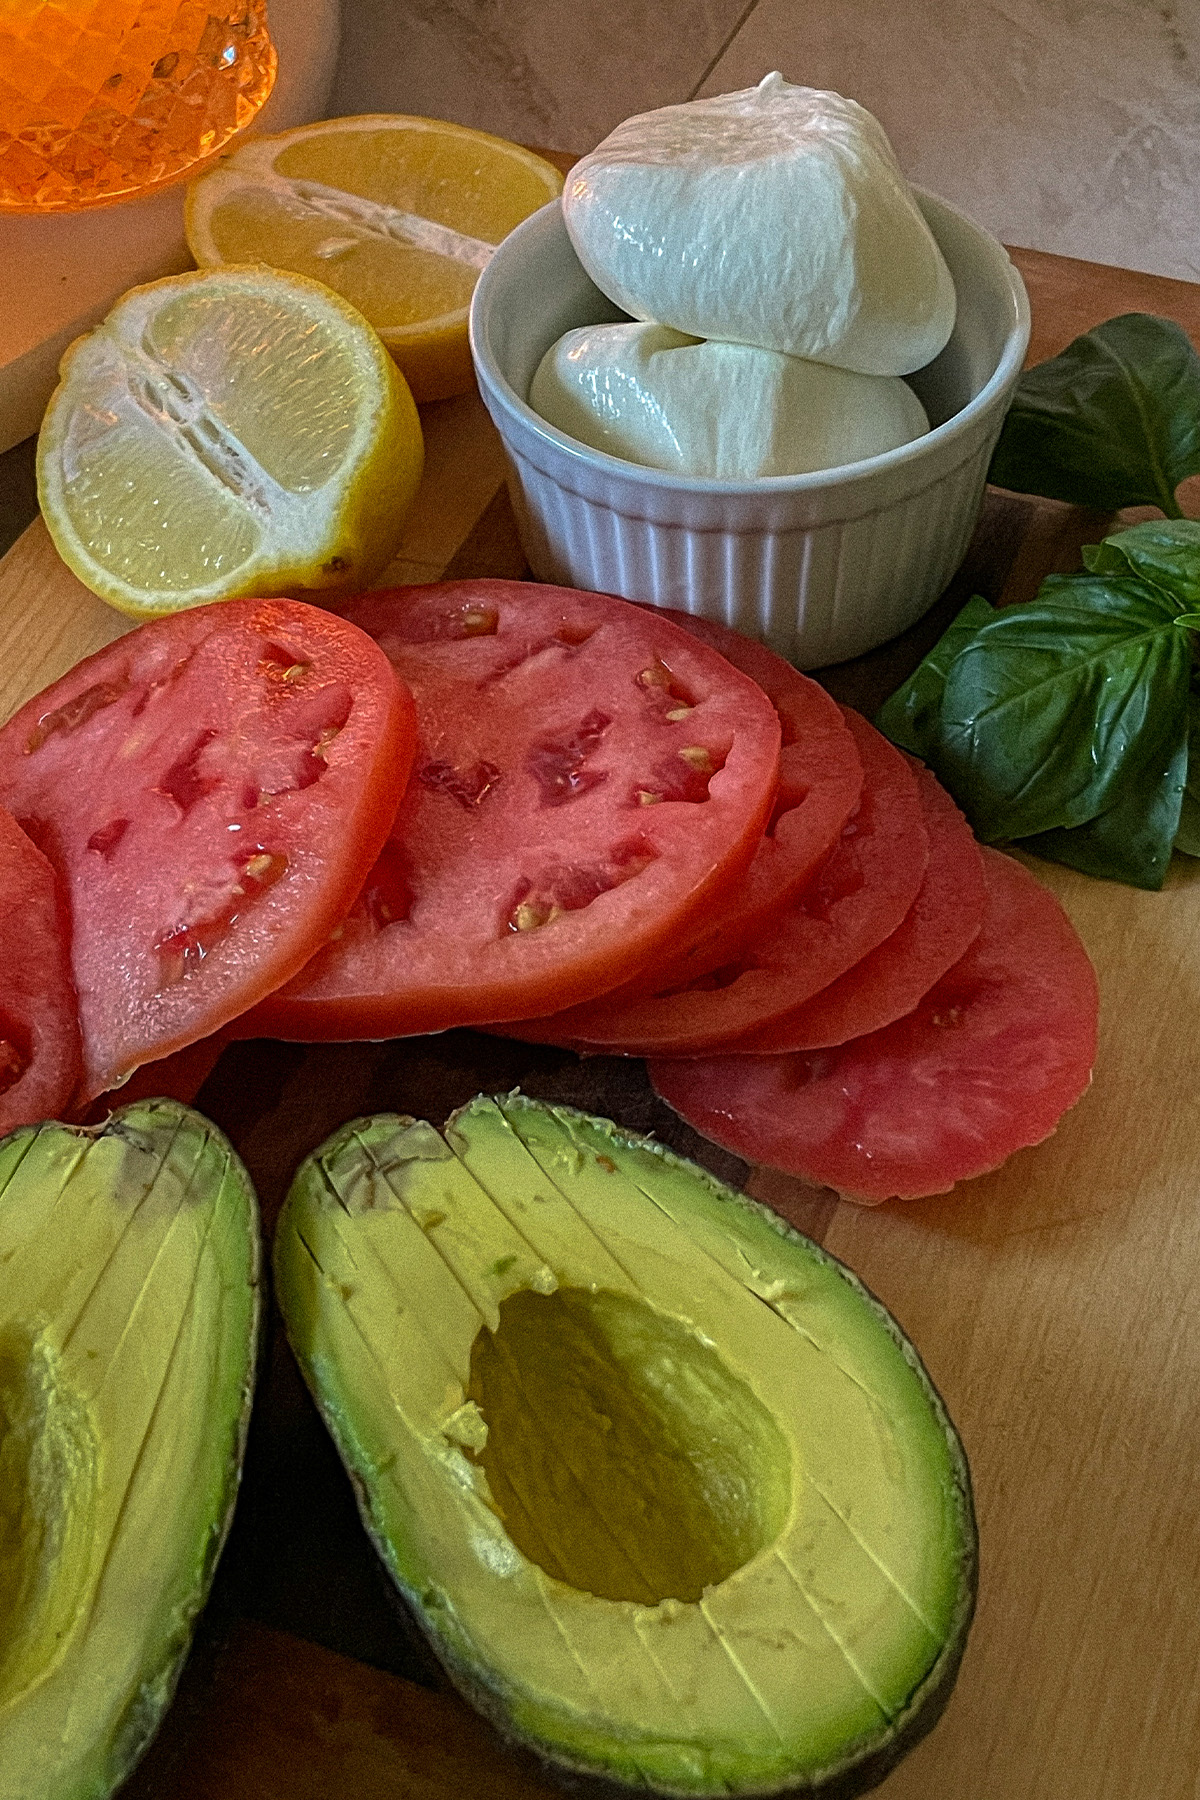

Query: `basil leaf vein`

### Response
(988, 313, 1200, 516)
(937, 587, 1191, 840)
(1023, 720, 1188, 892)
(874, 595, 996, 759)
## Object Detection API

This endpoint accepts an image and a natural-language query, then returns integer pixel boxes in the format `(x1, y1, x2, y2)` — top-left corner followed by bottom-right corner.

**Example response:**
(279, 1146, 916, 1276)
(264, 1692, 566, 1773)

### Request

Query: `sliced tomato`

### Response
(0, 599, 413, 1102)
(79, 1031, 232, 1126)
(511, 709, 927, 1055)
(738, 760, 986, 1052)
(644, 610, 863, 980)
(652, 849, 1099, 1202)
(251, 580, 781, 1037)
(0, 806, 80, 1130)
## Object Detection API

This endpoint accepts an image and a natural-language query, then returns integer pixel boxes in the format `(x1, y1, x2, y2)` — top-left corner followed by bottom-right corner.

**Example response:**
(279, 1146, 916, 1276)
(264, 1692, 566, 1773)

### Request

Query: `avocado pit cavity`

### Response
(274, 1096, 978, 1799)
(466, 1285, 792, 1607)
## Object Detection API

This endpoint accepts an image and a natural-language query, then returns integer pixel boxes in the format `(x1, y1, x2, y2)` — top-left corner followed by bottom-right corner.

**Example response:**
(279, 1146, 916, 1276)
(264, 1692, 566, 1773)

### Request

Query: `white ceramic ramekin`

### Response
(469, 192, 1030, 669)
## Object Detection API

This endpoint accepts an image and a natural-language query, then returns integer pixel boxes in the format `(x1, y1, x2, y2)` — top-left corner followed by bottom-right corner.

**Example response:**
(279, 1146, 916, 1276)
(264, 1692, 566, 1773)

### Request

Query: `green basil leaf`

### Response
(1032, 569, 1183, 619)
(1174, 693, 1200, 857)
(1022, 718, 1187, 890)
(874, 595, 996, 756)
(1083, 518, 1200, 606)
(936, 577, 1191, 840)
(988, 313, 1200, 517)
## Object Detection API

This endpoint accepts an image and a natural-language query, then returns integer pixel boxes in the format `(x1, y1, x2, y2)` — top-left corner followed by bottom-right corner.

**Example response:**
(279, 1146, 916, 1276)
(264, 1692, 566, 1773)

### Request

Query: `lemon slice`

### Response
(37, 265, 423, 617)
(185, 115, 564, 403)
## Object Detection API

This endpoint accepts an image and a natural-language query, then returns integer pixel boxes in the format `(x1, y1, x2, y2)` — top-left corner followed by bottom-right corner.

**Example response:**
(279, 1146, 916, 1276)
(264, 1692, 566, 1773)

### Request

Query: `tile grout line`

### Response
(687, 0, 770, 98)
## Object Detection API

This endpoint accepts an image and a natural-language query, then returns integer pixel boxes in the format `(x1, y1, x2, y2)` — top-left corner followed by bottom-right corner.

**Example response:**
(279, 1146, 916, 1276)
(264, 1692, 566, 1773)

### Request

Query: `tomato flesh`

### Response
(79, 1032, 232, 1126)
(738, 759, 986, 1052)
(645, 611, 863, 981)
(512, 709, 927, 1056)
(0, 598, 413, 1101)
(252, 581, 782, 1037)
(0, 806, 80, 1130)
(652, 849, 1099, 1201)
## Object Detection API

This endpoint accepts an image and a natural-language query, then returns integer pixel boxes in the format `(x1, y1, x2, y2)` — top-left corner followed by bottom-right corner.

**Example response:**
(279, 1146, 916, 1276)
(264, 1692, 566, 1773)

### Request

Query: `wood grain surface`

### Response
(2, 241, 1199, 1800)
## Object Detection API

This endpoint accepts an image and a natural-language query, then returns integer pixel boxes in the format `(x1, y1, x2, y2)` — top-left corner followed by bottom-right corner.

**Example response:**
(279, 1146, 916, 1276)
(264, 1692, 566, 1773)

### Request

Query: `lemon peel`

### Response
(186, 115, 564, 403)
(37, 264, 423, 617)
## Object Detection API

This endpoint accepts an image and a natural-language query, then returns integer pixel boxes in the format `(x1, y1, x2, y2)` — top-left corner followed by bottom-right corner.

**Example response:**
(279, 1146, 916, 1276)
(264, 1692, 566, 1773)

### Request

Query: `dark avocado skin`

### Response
(444, 1601, 974, 1800)
(282, 1097, 979, 1800)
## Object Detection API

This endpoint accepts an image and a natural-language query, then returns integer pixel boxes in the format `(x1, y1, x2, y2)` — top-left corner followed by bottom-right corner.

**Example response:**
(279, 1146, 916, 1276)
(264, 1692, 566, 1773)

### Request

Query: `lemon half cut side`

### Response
(37, 265, 423, 618)
(186, 114, 565, 402)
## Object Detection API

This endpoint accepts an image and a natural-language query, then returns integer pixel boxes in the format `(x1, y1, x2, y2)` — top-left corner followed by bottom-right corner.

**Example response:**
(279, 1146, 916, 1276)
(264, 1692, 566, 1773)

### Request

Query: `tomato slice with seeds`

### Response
(643, 609, 864, 982)
(0, 598, 413, 1101)
(250, 580, 781, 1038)
(511, 709, 927, 1056)
(0, 806, 80, 1131)
(652, 849, 1099, 1202)
(737, 759, 986, 1053)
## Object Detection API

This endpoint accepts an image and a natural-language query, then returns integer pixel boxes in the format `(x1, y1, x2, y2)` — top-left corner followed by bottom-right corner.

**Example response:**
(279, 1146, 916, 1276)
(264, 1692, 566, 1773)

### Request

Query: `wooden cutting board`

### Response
(1, 236, 1199, 1800)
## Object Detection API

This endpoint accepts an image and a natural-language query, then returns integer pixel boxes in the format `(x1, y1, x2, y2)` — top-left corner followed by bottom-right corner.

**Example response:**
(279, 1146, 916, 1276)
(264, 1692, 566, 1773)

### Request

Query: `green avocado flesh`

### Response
(275, 1096, 975, 1798)
(0, 1101, 260, 1800)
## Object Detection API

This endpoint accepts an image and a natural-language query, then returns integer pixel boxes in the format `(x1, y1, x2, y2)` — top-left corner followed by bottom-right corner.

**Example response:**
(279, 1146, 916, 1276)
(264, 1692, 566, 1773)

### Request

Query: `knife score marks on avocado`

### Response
(0, 1101, 260, 1800)
(877, 312, 1200, 891)
(274, 1094, 976, 1800)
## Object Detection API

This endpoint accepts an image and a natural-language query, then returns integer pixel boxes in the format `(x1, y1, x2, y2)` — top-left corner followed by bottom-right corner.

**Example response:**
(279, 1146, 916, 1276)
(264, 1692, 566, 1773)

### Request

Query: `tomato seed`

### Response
(633, 746, 725, 805)
(154, 847, 288, 983)
(513, 901, 556, 932)
(358, 841, 413, 929)
(636, 659, 697, 709)
(678, 746, 714, 773)
(259, 642, 313, 682)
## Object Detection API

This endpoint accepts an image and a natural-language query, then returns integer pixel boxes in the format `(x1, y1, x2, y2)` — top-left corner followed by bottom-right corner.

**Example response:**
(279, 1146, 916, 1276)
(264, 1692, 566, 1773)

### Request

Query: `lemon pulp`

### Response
(186, 115, 564, 402)
(37, 265, 423, 617)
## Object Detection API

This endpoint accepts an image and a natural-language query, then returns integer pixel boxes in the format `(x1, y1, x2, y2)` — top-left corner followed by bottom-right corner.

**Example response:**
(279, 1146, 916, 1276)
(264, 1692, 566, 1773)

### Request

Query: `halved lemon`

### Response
(185, 115, 565, 403)
(37, 265, 423, 617)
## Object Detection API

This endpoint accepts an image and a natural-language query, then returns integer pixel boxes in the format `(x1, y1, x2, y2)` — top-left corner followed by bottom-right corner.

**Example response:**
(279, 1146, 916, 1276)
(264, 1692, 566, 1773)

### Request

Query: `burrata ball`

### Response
(530, 322, 930, 480)
(562, 73, 956, 378)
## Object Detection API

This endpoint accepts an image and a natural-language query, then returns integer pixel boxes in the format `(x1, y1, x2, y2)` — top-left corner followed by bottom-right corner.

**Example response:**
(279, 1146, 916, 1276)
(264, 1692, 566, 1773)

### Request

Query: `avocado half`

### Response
(275, 1095, 976, 1799)
(0, 1100, 260, 1800)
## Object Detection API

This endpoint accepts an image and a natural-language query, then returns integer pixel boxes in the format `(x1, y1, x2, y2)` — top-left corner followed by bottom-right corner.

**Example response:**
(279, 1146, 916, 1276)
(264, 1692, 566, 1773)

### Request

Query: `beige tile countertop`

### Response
(332, 0, 1200, 283)
(5, 0, 1196, 539)
(2, 15, 1200, 1800)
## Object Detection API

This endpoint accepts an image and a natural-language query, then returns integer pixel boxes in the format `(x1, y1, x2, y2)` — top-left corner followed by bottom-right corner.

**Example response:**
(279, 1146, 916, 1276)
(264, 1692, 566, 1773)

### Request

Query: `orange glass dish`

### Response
(0, 0, 276, 212)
